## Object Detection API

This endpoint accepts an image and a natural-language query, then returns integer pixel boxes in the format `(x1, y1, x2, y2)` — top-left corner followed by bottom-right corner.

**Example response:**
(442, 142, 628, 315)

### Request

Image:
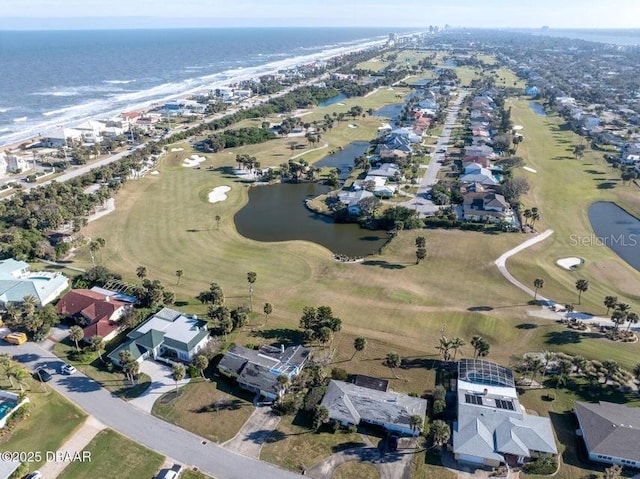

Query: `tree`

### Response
(277, 374, 290, 397)
(572, 355, 587, 375)
(69, 325, 84, 352)
(525, 356, 544, 384)
(602, 360, 619, 384)
(247, 271, 257, 312)
(415, 236, 426, 248)
(262, 302, 273, 325)
(22, 295, 37, 319)
(471, 335, 490, 358)
(214, 215, 221, 230)
(572, 144, 586, 160)
(352, 337, 367, 360)
(533, 278, 544, 301)
(136, 266, 147, 280)
(90, 335, 104, 361)
(220, 317, 233, 339)
(541, 350, 556, 379)
(193, 354, 209, 378)
(431, 420, 451, 449)
(604, 464, 623, 479)
(575, 279, 589, 305)
(604, 295, 618, 315)
(171, 363, 186, 393)
(11, 367, 29, 393)
(626, 311, 639, 332)
(386, 352, 401, 379)
(416, 247, 427, 264)
(314, 405, 330, 429)
(633, 363, 640, 382)
(410, 414, 424, 434)
(317, 326, 332, 348)
(175, 270, 183, 285)
(612, 303, 630, 331)
(88, 237, 105, 266)
(438, 336, 453, 362)
(450, 337, 465, 360)
(555, 359, 573, 388)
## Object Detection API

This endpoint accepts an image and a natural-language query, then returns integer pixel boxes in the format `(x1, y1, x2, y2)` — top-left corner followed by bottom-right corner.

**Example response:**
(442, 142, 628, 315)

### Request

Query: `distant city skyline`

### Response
(1, 0, 639, 30)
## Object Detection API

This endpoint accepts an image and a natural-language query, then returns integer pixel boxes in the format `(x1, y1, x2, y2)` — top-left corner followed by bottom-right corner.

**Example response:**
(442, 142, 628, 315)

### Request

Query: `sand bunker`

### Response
(336, 102, 346, 106)
(557, 257, 584, 270)
(208, 185, 231, 203)
(151, 171, 160, 175)
(348, 124, 358, 129)
(171, 147, 184, 152)
(182, 154, 206, 167)
(523, 166, 537, 173)
(513, 125, 524, 131)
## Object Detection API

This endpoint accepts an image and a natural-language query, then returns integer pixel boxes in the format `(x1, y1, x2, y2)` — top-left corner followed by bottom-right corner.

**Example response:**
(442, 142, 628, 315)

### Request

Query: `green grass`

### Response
(411, 450, 457, 479)
(182, 470, 215, 479)
(52, 335, 151, 399)
(58, 429, 164, 479)
(1, 377, 86, 469)
(333, 462, 380, 479)
(152, 378, 254, 443)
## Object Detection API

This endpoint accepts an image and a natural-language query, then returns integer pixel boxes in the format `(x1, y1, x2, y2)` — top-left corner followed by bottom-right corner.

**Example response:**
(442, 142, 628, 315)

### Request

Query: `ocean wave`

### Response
(104, 79, 136, 84)
(0, 107, 13, 113)
(13, 116, 27, 123)
(33, 90, 80, 97)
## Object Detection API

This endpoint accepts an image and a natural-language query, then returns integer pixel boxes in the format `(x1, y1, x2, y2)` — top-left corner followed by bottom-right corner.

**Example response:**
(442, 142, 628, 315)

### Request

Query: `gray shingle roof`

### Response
(575, 401, 640, 462)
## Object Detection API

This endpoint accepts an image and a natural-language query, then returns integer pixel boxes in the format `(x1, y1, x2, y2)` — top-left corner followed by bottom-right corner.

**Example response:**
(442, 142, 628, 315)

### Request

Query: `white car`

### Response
(61, 363, 77, 375)
(27, 472, 42, 479)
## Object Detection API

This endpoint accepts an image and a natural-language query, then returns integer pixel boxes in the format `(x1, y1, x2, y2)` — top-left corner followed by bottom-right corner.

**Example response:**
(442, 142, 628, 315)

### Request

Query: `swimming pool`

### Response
(0, 400, 15, 419)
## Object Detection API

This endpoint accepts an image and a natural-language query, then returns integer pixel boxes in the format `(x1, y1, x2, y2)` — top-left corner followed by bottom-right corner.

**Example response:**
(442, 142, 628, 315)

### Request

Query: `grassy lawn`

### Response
(411, 450, 457, 479)
(518, 382, 640, 479)
(58, 429, 164, 479)
(152, 378, 254, 443)
(260, 412, 365, 473)
(333, 462, 380, 479)
(1, 377, 86, 469)
(52, 335, 151, 399)
(182, 470, 215, 479)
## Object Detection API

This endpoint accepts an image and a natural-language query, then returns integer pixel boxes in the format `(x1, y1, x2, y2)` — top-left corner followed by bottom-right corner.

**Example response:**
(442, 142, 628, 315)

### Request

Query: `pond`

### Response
(373, 103, 405, 120)
(587, 201, 640, 271)
(318, 93, 348, 108)
(234, 183, 390, 256)
(529, 102, 547, 116)
(315, 141, 370, 180)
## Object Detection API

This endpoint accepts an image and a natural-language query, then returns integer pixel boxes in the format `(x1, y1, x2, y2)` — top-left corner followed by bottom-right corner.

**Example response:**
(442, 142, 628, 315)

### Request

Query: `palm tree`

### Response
(247, 271, 257, 312)
(415, 236, 426, 248)
(90, 335, 104, 361)
(262, 302, 273, 326)
(611, 309, 628, 332)
(317, 326, 332, 348)
(626, 312, 639, 332)
(88, 237, 105, 266)
(220, 317, 233, 340)
(175, 270, 183, 285)
(214, 215, 221, 230)
(409, 414, 424, 435)
(416, 247, 427, 264)
(118, 351, 133, 381)
(126, 360, 140, 384)
(171, 363, 186, 393)
(11, 367, 29, 393)
(572, 355, 587, 375)
(0, 354, 13, 387)
(437, 336, 454, 362)
(602, 360, 619, 384)
(69, 325, 84, 352)
(575, 279, 589, 305)
(193, 354, 209, 378)
(386, 352, 401, 379)
(450, 337, 465, 360)
(136, 266, 147, 280)
(525, 356, 544, 385)
(314, 405, 330, 429)
(633, 363, 640, 382)
(277, 374, 290, 398)
(471, 336, 490, 359)
(533, 278, 544, 301)
(555, 359, 573, 388)
(522, 208, 532, 226)
(431, 420, 451, 450)
(22, 295, 37, 319)
(352, 337, 367, 360)
(604, 295, 618, 315)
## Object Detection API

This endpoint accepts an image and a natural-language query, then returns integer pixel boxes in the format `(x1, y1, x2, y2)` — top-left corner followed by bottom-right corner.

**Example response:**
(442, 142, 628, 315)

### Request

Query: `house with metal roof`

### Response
(0, 258, 69, 308)
(574, 401, 640, 468)
(218, 344, 310, 401)
(107, 307, 210, 366)
(453, 359, 557, 467)
(320, 379, 427, 436)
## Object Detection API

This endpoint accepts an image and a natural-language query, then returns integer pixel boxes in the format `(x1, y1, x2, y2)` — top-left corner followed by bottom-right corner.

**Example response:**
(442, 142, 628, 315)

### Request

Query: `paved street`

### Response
(402, 88, 469, 217)
(4, 340, 302, 479)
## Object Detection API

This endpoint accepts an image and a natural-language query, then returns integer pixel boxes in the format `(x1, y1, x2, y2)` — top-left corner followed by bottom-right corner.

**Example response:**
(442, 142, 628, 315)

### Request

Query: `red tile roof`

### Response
(57, 289, 126, 339)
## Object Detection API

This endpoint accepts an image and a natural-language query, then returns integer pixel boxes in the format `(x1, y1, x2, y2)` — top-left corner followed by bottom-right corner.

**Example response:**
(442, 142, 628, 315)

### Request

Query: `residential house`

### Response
(320, 379, 427, 436)
(0, 258, 69, 308)
(453, 359, 557, 467)
(0, 154, 7, 177)
(74, 120, 107, 143)
(218, 344, 310, 401)
(56, 289, 130, 341)
(367, 163, 401, 179)
(463, 192, 513, 223)
(107, 307, 210, 366)
(41, 127, 83, 148)
(337, 190, 374, 215)
(574, 401, 640, 469)
(459, 164, 499, 186)
(463, 155, 492, 168)
(4, 154, 30, 173)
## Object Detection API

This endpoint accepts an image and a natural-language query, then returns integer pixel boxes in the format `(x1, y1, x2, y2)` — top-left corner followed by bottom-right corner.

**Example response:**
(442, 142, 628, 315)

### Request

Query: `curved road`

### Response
(4, 340, 301, 479)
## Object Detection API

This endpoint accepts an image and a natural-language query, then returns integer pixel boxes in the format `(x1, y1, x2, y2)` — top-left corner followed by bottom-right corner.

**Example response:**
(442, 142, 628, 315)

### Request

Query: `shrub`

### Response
(432, 399, 446, 415)
(303, 385, 327, 412)
(331, 367, 349, 381)
(522, 457, 556, 475)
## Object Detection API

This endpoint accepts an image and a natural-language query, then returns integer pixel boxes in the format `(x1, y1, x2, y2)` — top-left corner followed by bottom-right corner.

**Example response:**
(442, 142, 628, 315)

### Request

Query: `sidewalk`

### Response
(38, 416, 106, 479)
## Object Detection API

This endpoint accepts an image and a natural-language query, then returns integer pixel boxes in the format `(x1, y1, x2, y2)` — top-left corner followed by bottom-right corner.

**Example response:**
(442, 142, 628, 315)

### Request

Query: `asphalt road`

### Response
(5, 340, 302, 479)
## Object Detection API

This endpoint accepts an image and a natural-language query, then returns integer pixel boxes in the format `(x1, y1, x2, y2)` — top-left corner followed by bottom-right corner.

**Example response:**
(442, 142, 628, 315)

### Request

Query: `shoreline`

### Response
(0, 35, 389, 150)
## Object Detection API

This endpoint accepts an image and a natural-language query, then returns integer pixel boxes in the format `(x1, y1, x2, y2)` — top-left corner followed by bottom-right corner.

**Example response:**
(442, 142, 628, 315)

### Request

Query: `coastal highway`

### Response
(4, 339, 303, 479)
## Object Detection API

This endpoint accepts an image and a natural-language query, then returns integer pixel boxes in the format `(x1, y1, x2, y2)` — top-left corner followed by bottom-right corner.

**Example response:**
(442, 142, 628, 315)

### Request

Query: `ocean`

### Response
(526, 28, 640, 46)
(0, 27, 409, 147)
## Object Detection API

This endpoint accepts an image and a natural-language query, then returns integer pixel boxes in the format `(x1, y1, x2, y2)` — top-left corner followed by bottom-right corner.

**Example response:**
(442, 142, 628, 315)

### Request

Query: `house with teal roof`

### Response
(108, 307, 210, 366)
(0, 258, 69, 307)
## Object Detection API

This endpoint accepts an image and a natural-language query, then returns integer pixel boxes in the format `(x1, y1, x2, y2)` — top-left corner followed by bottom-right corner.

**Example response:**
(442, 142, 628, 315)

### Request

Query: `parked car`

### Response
(33, 368, 52, 382)
(61, 363, 77, 375)
(26, 472, 42, 479)
(156, 470, 178, 479)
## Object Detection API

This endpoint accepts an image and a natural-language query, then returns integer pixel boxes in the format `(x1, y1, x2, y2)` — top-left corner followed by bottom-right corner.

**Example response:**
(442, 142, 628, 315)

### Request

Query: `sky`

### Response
(1, 0, 639, 30)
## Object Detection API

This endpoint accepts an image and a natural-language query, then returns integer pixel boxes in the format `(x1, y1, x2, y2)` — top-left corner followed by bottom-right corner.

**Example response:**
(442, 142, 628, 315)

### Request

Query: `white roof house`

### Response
(453, 359, 557, 468)
(0, 258, 69, 307)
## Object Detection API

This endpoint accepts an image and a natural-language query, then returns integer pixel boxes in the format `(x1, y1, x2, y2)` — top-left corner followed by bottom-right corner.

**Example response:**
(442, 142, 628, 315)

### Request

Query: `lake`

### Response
(529, 102, 547, 116)
(315, 141, 370, 180)
(587, 201, 640, 271)
(234, 182, 390, 256)
(373, 103, 404, 119)
(318, 93, 348, 107)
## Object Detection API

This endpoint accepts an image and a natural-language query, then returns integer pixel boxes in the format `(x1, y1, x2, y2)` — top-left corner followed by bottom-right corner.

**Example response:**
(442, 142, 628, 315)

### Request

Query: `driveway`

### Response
(129, 360, 190, 413)
(222, 405, 281, 458)
(5, 341, 303, 479)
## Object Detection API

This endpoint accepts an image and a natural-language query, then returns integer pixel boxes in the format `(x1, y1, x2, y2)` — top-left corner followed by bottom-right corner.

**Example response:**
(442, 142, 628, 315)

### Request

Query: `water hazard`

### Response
(587, 201, 640, 271)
